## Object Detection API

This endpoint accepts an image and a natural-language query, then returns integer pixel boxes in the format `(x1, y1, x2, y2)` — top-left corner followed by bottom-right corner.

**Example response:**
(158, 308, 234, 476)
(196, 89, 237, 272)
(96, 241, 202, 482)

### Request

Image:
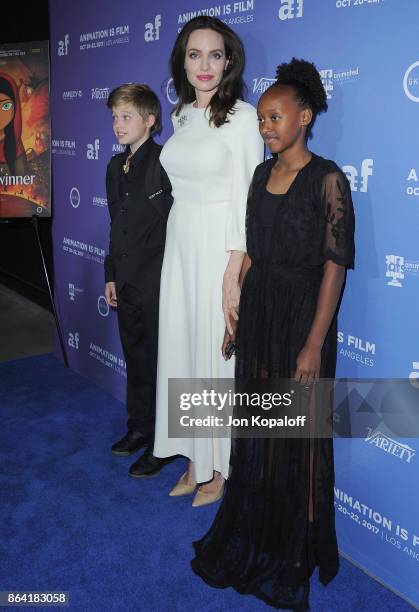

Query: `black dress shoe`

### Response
(129, 449, 173, 478)
(111, 431, 150, 456)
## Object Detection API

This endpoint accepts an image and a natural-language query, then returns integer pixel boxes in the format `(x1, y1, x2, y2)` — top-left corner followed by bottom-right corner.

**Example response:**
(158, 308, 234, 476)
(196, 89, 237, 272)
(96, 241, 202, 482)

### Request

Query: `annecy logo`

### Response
(365, 428, 416, 464)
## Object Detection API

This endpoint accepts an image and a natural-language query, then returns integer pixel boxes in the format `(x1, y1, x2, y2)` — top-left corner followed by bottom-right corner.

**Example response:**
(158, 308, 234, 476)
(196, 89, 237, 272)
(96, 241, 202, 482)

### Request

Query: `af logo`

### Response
(58, 34, 69, 56)
(342, 159, 373, 193)
(87, 139, 100, 160)
(68, 332, 80, 349)
(385, 255, 404, 288)
(278, 0, 303, 20)
(144, 14, 162, 42)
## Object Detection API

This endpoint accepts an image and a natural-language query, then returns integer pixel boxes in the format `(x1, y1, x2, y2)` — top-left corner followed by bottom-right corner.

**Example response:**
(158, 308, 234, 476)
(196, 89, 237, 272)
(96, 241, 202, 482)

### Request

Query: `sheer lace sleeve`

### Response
(321, 170, 355, 268)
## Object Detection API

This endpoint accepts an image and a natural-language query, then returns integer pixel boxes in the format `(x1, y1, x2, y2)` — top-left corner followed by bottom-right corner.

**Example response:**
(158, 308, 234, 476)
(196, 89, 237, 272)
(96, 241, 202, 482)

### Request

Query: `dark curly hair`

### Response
(170, 16, 245, 127)
(272, 57, 328, 140)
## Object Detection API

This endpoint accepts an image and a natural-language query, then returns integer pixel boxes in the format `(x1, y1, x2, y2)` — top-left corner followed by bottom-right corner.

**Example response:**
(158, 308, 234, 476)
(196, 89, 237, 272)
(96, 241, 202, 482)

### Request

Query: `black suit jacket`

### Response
(104, 138, 172, 293)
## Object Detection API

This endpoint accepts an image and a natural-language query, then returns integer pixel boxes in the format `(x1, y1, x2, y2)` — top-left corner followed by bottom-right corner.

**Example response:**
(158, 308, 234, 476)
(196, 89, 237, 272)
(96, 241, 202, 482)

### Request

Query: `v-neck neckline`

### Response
(265, 154, 316, 197)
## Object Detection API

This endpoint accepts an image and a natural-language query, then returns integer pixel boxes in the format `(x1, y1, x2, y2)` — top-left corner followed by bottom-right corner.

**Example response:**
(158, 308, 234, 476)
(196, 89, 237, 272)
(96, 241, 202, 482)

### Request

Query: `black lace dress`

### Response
(191, 154, 355, 610)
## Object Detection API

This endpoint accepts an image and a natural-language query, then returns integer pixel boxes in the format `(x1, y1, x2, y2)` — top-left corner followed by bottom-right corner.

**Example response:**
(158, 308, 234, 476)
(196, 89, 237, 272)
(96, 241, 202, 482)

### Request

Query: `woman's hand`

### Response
(222, 271, 240, 334)
(294, 343, 321, 385)
(221, 319, 237, 360)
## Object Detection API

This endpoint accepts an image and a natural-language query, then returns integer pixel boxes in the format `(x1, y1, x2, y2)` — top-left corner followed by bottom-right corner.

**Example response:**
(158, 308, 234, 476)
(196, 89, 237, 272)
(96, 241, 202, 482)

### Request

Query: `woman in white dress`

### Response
(153, 16, 263, 505)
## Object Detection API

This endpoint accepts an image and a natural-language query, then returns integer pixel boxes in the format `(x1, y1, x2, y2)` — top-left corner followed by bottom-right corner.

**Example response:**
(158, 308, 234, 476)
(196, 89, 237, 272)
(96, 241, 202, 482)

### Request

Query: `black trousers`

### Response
(116, 283, 159, 439)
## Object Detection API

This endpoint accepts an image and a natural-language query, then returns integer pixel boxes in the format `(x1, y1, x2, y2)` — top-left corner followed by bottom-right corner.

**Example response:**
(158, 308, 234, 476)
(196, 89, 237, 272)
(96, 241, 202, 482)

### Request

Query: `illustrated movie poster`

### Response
(0, 41, 50, 218)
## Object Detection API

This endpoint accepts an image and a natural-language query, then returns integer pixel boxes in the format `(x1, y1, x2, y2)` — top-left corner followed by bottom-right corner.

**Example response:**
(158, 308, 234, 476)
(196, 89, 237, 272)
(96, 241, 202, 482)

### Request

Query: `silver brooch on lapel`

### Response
(178, 114, 187, 127)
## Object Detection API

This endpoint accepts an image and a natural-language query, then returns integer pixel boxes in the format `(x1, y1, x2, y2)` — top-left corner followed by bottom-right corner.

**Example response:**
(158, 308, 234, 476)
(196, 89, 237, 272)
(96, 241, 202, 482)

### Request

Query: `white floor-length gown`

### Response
(153, 100, 263, 483)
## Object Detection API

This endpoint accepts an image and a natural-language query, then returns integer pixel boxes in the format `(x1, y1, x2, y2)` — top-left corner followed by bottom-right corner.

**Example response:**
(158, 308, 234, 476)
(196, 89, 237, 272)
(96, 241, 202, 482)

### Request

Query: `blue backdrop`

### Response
(49, 0, 419, 606)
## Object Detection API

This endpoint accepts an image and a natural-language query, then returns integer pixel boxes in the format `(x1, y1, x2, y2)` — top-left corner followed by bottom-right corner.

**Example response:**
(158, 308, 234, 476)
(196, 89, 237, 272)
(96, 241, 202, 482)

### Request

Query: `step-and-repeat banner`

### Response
(49, 0, 419, 606)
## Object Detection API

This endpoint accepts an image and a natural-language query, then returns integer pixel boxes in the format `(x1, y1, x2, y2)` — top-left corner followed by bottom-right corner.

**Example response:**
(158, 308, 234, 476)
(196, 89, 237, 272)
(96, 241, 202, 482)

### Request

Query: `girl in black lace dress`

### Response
(191, 58, 355, 610)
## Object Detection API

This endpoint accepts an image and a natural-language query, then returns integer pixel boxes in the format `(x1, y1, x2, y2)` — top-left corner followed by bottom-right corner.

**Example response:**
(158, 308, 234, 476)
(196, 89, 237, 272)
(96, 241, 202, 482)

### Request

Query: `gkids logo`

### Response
(403, 61, 419, 103)
(166, 78, 179, 105)
(87, 139, 100, 160)
(385, 254, 404, 287)
(144, 14, 161, 42)
(97, 295, 110, 317)
(253, 77, 276, 95)
(70, 187, 80, 208)
(278, 0, 303, 20)
(406, 168, 419, 196)
(342, 159, 373, 193)
(58, 34, 70, 56)
(68, 332, 80, 349)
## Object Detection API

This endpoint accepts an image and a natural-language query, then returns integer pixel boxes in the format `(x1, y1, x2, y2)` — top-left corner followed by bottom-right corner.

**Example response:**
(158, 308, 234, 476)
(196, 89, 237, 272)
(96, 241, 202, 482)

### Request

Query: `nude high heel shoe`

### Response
(169, 472, 197, 497)
(192, 480, 225, 507)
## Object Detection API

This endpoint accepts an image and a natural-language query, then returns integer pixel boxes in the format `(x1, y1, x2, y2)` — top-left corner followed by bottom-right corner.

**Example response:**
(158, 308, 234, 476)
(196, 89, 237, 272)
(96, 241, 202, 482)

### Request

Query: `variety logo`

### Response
(406, 168, 419, 196)
(278, 0, 303, 20)
(409, 362, 419, 389)
(165, 78, 178, 105)
(365, 428, 416, 464)
(403, 61, 419, 103)
(62, 90, 82, 101)
(70, 187, 80, 209)
(87, 139, 100, 160)
(385, 254, 419, 288)
(68, 283, 83, 301)
(319, 67, 359, 100)
(144, 14, 162, 42)
(338, 331, 375, 367)
(97, 295, 110, 317)
(342, 158, 373, 193)
(68, 332, 79, 349)
(92, 87, 110, 100)
(253, 77, 276, 95)
(57, 34, 69, 56)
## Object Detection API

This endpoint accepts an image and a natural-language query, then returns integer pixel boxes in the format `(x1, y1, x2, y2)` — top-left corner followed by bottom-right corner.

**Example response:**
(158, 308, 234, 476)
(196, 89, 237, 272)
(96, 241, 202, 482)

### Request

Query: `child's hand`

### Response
(294, 344, 321, 385)
(105, 282, 118, 308)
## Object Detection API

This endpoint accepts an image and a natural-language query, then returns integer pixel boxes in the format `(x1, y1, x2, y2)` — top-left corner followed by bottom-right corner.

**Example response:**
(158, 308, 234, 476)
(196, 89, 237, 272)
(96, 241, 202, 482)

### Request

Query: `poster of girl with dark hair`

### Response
(0, 41, 50, 218)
